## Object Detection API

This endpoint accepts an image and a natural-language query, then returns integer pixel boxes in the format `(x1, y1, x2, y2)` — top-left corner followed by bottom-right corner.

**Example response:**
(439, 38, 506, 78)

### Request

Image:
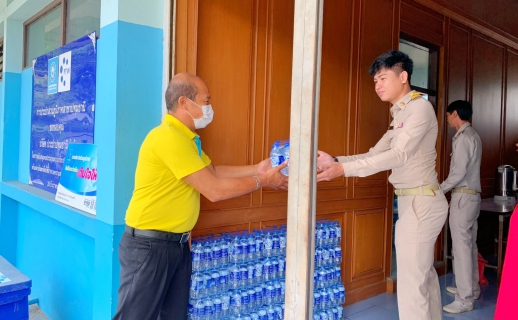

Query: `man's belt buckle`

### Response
(180, 232, 190, 243)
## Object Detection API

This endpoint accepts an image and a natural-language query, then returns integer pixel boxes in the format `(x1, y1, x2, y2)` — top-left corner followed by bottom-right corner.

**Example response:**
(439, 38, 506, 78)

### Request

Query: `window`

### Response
(24, 0, 100, 68)
(399, 38, 439, 113)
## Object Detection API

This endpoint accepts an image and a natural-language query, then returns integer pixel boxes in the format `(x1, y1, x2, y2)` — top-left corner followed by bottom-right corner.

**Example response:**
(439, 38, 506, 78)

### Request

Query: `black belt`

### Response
(125, 226, 190, 243)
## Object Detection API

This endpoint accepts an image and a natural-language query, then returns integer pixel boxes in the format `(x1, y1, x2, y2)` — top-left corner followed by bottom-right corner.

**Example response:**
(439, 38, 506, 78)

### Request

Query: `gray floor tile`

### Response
(347, 306, 400, 320)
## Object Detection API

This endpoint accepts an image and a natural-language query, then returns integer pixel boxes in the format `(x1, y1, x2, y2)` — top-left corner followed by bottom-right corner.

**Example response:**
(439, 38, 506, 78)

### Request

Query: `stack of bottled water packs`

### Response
(188, 220, 345, 320)
(270, 139, 290, 176)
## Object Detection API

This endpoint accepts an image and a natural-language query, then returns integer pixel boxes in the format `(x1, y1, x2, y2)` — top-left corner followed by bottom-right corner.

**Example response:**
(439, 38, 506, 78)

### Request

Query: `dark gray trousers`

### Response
(113, 232, 192, 320)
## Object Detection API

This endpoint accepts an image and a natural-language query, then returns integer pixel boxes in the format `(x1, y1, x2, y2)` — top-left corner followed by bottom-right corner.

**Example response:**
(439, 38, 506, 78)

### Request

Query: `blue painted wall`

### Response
(0, 4, 164, 318)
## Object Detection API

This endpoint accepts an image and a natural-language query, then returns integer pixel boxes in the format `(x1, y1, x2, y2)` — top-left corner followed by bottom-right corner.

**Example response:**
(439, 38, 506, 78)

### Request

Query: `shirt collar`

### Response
(390, 90, 421, 117)
(163, 114, 199, 140)
(454, 122, 471, 139)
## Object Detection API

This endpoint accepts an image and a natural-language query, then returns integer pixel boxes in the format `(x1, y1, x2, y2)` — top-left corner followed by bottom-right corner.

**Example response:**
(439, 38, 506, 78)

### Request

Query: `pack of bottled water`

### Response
(188, 220, 345, 320)
(270, 139, 290, 177)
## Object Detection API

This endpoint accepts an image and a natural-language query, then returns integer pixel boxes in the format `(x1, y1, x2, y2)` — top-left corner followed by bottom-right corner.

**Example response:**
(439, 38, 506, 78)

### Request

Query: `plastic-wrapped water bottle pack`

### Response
(188, 220, 345, 320)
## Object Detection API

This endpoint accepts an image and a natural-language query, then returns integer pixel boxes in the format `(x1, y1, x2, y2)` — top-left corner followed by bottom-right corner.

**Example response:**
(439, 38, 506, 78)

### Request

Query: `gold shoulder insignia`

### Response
(410, 91, 422, 100)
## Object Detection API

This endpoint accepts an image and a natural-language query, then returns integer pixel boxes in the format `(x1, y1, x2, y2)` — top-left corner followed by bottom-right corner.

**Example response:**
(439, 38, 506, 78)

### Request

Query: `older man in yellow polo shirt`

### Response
(113, 73, 288, 320)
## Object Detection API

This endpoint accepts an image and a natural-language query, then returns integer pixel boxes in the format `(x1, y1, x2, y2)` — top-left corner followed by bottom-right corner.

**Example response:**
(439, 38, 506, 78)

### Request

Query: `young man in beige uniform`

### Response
(317, 50, 448, 320)
(440, 100, 482, 314)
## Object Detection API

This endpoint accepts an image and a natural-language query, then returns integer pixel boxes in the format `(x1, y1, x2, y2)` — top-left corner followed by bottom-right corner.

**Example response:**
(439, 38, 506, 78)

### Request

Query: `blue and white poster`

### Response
(30, 32, 96, 193)
(55, 143, 97, 215)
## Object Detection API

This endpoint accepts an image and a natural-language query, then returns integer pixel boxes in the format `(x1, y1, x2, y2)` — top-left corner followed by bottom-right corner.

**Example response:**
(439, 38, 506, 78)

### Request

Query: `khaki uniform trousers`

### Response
(395, 191, 448, 320)
(449, 192, 481, 304)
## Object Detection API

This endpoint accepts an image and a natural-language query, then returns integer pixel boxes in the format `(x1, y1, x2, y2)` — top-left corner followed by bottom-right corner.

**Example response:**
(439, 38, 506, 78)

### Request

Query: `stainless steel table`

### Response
(443, 197, 515, 286)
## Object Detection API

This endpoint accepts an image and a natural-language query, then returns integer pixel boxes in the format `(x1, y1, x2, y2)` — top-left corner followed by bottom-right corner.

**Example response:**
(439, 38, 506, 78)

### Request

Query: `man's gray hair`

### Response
(165, 79, 198, 111)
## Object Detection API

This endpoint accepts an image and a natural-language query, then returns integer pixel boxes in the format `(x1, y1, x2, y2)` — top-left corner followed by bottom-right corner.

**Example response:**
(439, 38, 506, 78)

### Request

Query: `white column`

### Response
(284, 0, 324, 319)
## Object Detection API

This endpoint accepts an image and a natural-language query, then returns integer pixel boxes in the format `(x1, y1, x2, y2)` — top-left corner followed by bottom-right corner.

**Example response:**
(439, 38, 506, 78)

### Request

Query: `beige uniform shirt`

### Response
(440, 122, 482, 193)
(339, 91, 439, 189)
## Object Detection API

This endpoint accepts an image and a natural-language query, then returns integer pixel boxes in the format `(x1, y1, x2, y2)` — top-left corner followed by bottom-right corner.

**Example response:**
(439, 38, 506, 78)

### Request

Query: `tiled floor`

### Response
(343, 270, 498, 320)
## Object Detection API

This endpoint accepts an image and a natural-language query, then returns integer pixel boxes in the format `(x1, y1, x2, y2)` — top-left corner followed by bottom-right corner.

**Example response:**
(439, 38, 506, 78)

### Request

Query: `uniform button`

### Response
(399, 102, 405, 107)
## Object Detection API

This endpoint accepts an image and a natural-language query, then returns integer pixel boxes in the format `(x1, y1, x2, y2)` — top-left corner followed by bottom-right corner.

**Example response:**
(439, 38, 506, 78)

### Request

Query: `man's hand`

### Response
(257, 158, 272, 175)
(316, 162, 344, 182)
(260, 162, 289, 190)
(317, 151, 335, 168)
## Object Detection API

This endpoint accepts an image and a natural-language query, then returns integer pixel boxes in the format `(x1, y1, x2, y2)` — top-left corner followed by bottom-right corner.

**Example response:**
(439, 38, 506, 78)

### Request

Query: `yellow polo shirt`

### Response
(125, 114, 211, 232)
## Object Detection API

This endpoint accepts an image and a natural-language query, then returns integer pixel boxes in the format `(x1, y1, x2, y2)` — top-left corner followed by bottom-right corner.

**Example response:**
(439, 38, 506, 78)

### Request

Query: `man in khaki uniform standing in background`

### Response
(440, 100, 482, 314)
(317, 50, 448, 320)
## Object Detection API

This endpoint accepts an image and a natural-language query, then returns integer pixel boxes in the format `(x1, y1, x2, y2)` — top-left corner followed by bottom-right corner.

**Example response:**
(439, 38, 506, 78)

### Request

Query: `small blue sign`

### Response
(55, 143, 97, 215)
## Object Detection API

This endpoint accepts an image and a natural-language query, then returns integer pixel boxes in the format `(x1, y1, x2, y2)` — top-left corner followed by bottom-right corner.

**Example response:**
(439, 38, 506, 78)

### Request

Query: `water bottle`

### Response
(241, 289, 250, 313)
(239, 264, 249, 289)
(247, 262, 256, 287)
(213, 296, 223, 319)
(328, 223, 337, 246)
(230, 263, 241, 289)
(319, 311, 329, 320)
(313, 311, 321, 320)
(248, 234, 257, 261)
(250, 312, 259, 320)
(210, 269, 220, 295)
(263, 257, 274, 281)
(320, 288, 329, 309)
(279, 227, 287, 256)
(230, 289, 242, 316)
(274, 281, 282, 304)
(240, 236, 250, 262)
(212, 240, 222, 269)
(271, 258, 279, 279)
(272, 231, 280, 256)
(334, 266, 341, 284)
(270, 141, 284, 168)
(258, 309, 267, 320)
(274, 305, 283, 320)
(255, 230, 264, 260)
(230, 235, 242, 263)
(193, 299, 206, 320)
(203, 241, 213, 270)
(322, 246, 330, 267)
(333, 286, 340, 306)
(338, 284, 345, 305)
(192, 241, 204, 271)
(326, 308, 334, 320)
(277, 257, 285, 278)
(334, 222, 342, 245)
(266, 305, 276, 319)
(219, 268, 229, 292)
(336, 305, 344, 319)
(205, 271, 216, 296)
(220, 238, 229, 266)
(254, 285, 263, 308)
(264, 230, 274, 257)
(316, 224, 323, 247)
(204, 298, 215, 319)
(313, 291, 321, 312)
(254, 259, 264, 284)
(281, 141, 290, 176)
(264, 282, 275, 305)
(315, 247, 323, 268)
(327, 246, 336, 266)
(321, 223, 329, 246)
(248, 287, 257, 311)
(221, 293, 231, 318)
(190, 271, 205, 299)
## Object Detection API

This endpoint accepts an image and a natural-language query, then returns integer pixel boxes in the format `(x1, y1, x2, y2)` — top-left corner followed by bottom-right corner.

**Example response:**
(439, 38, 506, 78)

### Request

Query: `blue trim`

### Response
(1, 72, 21, 181)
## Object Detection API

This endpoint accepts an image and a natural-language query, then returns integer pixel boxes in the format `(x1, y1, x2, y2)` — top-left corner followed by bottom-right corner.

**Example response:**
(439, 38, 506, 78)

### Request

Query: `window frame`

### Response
(23, 0, 100, 69)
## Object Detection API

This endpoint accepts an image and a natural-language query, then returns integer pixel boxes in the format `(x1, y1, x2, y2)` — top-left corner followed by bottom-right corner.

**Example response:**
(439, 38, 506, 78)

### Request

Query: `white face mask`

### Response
(186, 98, 214, 129)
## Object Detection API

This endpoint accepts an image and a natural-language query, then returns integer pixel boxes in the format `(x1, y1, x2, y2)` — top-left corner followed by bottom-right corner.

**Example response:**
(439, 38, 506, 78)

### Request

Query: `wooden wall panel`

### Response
(471, 35, 504, 197)
(353, 0, 394, 187)
(317, 0, 352, 191)
(352, 209, 386, 276)
(504, 50, 518, 168)
(443, 24, 469, 180)
(401, 0, 444, 46)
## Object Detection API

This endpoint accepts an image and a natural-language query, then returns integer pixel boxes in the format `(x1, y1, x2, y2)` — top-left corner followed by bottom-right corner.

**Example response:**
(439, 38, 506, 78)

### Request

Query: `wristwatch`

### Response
(333, 157, 339, 162)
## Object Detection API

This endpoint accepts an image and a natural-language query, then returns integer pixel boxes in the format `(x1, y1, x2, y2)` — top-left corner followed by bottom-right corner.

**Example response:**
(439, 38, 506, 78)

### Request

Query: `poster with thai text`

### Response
(30, 32, 96, 193)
